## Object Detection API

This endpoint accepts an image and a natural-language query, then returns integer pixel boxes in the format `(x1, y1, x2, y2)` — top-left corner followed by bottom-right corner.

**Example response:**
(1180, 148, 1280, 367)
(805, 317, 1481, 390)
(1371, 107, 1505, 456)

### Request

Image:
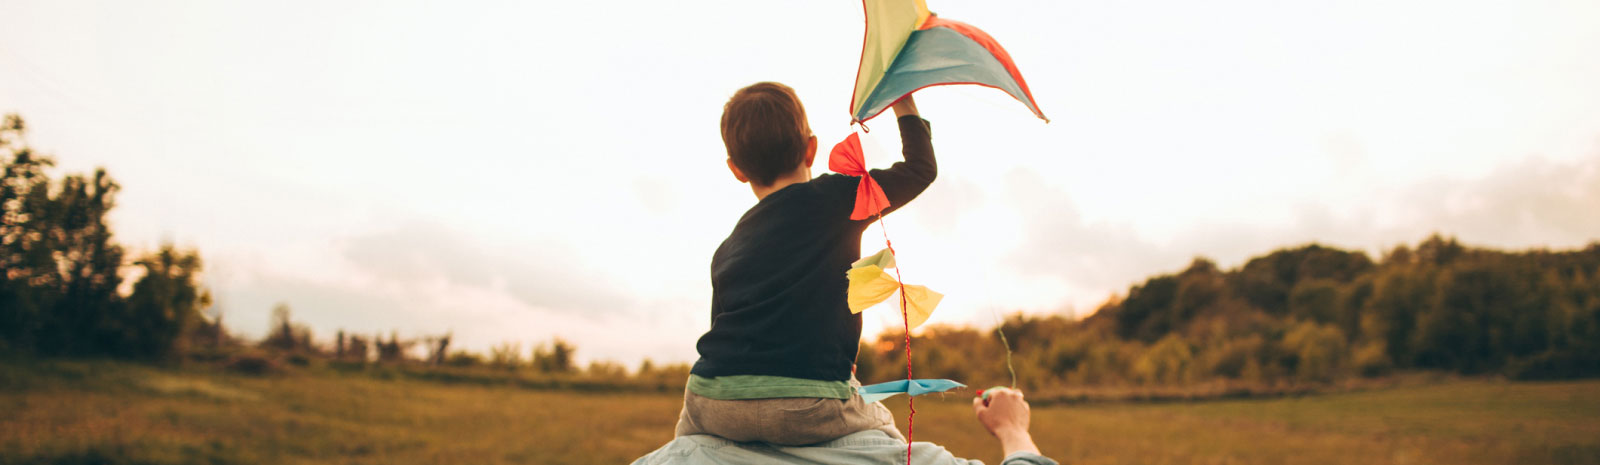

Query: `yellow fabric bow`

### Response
(846, 248, 944, 330)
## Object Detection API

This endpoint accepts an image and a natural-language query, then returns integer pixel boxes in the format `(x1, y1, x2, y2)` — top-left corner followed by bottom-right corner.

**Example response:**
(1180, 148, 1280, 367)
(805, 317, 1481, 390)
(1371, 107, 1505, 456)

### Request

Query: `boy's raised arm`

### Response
(892, 97, 919, 118)
(869, 96, 936, 218)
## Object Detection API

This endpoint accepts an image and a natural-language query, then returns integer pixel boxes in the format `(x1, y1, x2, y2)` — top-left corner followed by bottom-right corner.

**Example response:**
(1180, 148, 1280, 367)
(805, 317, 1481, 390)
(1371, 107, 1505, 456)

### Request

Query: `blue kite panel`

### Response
(853, 26, 1038, 122)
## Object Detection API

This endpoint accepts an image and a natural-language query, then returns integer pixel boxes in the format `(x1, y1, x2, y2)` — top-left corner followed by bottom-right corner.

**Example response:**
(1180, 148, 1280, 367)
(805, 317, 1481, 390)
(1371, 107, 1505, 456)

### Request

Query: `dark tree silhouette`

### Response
(1, 113, 211, 359)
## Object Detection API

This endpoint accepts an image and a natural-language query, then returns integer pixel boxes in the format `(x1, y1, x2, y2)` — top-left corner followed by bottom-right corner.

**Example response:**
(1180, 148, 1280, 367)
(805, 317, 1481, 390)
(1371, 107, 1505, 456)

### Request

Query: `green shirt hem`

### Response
(687, 374, 853, 400)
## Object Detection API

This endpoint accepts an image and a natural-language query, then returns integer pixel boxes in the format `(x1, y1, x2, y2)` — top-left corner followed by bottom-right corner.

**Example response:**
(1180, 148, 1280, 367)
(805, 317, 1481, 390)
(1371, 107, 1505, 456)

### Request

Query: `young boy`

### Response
(674, 82, 936, 445)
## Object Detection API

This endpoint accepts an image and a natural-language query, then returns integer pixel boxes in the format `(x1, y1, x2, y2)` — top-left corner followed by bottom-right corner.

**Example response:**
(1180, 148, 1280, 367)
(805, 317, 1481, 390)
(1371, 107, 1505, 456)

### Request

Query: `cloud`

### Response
(1002, 170, 1192, 293)
(1003, 151, 1600, 307)
(1390, 154, 1600, 249)
(337, 222, 635, 316)
(206, 220, 711, 362)
(632, 176, 683, 214)
(213, 272, 702, 363)
(908, 176, 988, 236)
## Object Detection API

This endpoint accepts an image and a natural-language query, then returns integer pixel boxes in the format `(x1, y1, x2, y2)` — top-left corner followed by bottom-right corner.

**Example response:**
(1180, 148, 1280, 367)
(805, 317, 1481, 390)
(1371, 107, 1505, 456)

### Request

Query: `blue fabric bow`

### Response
(857, 379, 966, 404)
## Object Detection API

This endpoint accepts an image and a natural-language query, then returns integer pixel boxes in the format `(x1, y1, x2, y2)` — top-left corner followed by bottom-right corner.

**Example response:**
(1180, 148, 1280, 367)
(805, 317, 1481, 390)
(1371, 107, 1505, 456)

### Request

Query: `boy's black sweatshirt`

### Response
(691, 115, 936, 382)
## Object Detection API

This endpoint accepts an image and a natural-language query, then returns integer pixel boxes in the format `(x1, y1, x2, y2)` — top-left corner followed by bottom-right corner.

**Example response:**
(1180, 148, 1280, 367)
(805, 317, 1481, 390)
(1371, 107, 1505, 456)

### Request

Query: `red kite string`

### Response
(830, 132, 917, 462)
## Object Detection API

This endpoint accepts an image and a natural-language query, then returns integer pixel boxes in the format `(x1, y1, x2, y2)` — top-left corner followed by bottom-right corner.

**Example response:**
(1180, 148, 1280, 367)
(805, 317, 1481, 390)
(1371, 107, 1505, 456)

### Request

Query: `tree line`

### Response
(856, 236, 1600, 395)
(1, 114, 209, 359)
(231, 302, 692, 390)
(6, 111, 1596, 395)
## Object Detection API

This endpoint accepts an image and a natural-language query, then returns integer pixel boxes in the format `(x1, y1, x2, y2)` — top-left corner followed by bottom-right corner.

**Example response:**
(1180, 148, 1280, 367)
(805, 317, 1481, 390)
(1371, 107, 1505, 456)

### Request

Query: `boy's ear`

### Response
(726, 158, 750, 184)
(803, 135, 818, 168)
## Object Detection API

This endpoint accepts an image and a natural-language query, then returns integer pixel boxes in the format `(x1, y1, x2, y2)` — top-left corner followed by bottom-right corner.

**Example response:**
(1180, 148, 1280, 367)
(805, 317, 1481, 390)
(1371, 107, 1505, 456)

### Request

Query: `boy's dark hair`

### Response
(721, 82, 811, 187)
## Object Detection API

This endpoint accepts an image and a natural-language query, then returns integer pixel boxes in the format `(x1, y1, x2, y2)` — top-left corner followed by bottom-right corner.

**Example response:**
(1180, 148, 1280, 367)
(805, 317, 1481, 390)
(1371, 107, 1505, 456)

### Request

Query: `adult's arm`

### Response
(974, 388, 1049, 462)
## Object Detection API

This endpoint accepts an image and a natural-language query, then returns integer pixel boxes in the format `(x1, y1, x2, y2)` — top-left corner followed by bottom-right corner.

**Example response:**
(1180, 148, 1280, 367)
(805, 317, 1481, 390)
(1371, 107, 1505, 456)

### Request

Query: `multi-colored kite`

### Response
(849, 0, 1048, 124)
(837, 2, 1046, 460)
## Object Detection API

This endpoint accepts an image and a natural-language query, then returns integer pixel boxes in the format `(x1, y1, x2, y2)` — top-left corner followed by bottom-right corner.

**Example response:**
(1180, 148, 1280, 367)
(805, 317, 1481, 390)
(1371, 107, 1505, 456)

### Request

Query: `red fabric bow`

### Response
(829, 133, 890, 220)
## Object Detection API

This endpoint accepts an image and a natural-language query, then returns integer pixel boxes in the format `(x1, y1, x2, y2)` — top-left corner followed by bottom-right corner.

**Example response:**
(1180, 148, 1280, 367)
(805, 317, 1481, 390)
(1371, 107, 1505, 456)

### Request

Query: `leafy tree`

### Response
(262, 303, 315, 353)
(586, 360, 628, 378)
(1288, 279, 1340, 325)
(1115, 274, 1179, 341)
(1132, 335, 1193, 385)
(38, 169, 125, 355)
(2, 113, 196, 358)
(121, 245, 211, 358)
(1233, 244, 1373, 314)
(375, 331, 410, 362)
(1364, 265, 1434, 365)
(489, 341, 523, 370)
(0, 113, 56, 350)
(1283, 321, 1347, 382)
(533, 338, 577, 374)
(1415, 234, 1465, 266)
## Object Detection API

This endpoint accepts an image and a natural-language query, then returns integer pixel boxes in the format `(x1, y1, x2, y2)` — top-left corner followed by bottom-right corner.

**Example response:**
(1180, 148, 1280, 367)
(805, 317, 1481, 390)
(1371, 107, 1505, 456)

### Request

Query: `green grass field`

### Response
(2, 360, 1597, 465)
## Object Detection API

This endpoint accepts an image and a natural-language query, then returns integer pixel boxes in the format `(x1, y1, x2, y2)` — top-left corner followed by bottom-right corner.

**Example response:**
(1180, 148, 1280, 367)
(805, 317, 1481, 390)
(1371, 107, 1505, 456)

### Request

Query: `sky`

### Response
(2, 0, 1598, 365)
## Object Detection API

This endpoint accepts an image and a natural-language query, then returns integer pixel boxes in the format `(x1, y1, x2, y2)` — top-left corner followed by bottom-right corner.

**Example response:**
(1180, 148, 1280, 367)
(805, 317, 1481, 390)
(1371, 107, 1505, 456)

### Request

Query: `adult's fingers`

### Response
(989, 388, 1021, 402)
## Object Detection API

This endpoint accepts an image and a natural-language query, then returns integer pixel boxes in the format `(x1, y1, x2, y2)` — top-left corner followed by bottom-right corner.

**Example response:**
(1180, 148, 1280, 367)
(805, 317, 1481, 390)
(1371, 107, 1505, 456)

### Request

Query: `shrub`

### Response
(224, 353, 280, 376)
(1506, 350, 1600, 380)
(1352, 341, 1393, 377)
(1200, 335, 1264, 379)
(1284, 321, 1348, 382)
(446, 351, 483, 367)
(1132, 335, 1193, 385)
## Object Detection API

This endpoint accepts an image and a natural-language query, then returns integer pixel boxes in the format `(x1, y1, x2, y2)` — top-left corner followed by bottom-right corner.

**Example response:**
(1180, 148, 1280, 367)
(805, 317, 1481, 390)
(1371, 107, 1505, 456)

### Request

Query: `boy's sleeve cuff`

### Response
(896, 114, 931, 133)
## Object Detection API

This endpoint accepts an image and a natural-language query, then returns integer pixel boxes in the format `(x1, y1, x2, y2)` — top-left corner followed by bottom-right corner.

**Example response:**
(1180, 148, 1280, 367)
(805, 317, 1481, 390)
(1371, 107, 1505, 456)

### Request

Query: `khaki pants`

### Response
(674, 379, 906, 445)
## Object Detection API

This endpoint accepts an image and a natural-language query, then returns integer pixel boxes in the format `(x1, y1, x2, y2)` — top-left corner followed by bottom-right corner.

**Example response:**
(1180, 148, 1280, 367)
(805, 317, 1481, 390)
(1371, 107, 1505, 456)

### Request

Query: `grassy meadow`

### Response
(2, 359, 1597, 465)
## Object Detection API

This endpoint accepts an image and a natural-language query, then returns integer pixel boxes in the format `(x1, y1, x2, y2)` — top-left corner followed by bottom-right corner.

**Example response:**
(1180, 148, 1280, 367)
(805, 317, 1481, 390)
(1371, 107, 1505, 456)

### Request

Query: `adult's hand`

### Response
(972, 388, 1041, 457)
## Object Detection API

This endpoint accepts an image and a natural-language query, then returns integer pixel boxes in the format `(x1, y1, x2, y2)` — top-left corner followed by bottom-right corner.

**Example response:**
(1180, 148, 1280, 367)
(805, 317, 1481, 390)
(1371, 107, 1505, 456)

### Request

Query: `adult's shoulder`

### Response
(630, 431, 1002, 465)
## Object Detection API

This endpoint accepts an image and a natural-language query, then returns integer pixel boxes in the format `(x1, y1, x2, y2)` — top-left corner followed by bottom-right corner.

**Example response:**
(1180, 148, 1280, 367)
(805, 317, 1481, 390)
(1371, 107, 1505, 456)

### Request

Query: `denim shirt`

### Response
(631, 430, 1059, 465)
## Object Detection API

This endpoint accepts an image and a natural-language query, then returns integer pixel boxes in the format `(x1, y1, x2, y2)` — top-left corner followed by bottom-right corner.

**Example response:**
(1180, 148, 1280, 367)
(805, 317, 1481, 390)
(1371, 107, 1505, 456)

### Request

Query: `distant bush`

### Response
(1133, 335, 1193, 385)
(445, 351, 483, 367)
(1199, 335, 1264, 380)
(224, 353, 281, 376)
(586, 360, 628, 379)
(1506, 351, 1600, 380)
(533, 338, 576, 374)
(1283, 321, 1347, 382)
(488, 342, 522, 370)
(1351, 341, 1393, 377)
(285, 353, 313, 367)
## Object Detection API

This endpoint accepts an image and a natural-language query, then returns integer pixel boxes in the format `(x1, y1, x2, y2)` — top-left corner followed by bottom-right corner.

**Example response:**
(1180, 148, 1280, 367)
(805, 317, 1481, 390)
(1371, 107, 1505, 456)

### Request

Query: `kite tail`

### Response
(878, 216, 915, 464)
